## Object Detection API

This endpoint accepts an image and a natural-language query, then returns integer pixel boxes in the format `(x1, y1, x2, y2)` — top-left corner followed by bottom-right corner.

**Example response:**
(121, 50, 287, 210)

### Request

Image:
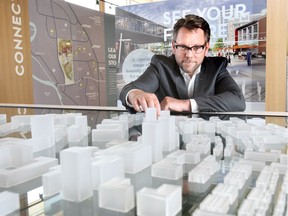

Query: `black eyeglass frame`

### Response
(174, 41, 207, 54)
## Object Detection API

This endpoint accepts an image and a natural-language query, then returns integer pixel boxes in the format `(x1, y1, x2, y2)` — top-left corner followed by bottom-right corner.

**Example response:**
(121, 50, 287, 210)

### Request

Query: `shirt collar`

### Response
(180, 65, 201, 80)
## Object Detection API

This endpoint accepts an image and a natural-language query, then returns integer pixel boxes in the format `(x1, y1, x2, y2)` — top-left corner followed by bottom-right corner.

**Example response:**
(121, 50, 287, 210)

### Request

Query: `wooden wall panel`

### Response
(0, 0, 33, 104)
(266, 0, 287, 126)
(0, 0, 34, 118)
(266, 0, 287, 112)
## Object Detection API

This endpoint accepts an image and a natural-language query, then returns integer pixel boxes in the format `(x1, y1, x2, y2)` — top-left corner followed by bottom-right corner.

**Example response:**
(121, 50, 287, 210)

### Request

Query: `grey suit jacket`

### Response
(119, 54, 246, 113)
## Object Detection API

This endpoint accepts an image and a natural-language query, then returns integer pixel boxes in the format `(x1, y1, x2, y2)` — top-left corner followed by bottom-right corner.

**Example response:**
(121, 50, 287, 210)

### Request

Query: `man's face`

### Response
(172, 27, 209, 76)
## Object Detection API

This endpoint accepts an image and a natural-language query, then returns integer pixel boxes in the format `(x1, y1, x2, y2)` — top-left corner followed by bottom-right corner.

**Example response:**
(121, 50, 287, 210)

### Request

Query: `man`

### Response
(119, 14, 246, 115)
(246, 49, 252, 66)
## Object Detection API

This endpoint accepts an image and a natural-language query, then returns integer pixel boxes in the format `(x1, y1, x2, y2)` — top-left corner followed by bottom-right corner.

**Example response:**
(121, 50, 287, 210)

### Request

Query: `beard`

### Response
(177, 58, 201, 76)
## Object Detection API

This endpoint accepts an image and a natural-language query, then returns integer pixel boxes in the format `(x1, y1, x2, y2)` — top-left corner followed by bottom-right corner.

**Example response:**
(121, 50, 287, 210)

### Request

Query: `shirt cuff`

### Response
(190, 99, 199, 112)
(125, 89, 135, 108)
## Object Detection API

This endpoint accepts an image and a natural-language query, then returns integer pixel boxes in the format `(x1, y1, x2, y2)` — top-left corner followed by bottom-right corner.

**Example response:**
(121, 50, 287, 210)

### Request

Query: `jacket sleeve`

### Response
(119, 55, 161, 113)
(194, 57, 246, 112)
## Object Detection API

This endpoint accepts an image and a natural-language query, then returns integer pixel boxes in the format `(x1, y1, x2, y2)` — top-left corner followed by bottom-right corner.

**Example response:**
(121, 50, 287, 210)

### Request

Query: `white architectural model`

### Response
(0, 191, 19, 216)
(137, 184, 182, 216)
(0, 108, 287, 215)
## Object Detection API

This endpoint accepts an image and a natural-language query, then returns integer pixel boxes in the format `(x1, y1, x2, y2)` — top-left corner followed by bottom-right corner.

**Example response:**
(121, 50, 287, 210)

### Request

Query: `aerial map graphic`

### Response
(29, 0, 108, 106)
(58, 39, 74, 84)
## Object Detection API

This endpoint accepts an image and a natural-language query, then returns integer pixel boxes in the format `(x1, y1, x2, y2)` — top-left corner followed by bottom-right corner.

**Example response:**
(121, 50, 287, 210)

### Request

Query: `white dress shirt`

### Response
(180, 66, 201, 112)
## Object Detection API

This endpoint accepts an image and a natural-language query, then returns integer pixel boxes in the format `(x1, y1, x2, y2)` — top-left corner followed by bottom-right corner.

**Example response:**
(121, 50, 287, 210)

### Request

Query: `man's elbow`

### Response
(239, 101, 246, 111)
(236, 94, 246, 111)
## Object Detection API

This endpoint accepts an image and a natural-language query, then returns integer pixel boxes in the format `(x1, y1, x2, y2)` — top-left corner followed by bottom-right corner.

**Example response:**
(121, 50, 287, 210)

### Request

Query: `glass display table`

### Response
(0, 104, 287, 216)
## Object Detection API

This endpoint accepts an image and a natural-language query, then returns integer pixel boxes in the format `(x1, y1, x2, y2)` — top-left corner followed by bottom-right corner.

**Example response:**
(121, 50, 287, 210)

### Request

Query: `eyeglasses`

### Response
(174, 41, 206, 54)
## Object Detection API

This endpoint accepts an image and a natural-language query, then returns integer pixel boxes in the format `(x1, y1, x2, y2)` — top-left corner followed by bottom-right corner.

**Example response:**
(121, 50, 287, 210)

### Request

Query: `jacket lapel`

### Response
(170, 55, 188, 99)
(172, 67, 188, 99)
(193, 64, 206, 98)
(174, 72, 188, 99)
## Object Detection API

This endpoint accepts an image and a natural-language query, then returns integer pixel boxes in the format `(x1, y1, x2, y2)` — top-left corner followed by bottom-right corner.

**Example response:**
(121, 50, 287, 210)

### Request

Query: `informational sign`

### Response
(117, 0, 267, 107)
(29, 0, 116, 106)
(119, 0, 266, 44)
(122, 49, 154, 84)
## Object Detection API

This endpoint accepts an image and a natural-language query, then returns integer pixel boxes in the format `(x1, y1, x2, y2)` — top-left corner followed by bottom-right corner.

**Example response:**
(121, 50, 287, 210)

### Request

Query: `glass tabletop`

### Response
(0, 104, 287, 216)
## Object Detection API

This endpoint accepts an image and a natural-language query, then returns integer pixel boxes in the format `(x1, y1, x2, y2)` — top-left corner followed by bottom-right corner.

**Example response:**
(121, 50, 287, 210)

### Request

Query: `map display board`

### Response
(29, 0, 117, 106)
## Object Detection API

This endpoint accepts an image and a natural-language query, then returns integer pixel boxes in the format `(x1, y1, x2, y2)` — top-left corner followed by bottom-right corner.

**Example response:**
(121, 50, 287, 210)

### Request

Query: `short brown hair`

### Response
(173, 14, 211, 43)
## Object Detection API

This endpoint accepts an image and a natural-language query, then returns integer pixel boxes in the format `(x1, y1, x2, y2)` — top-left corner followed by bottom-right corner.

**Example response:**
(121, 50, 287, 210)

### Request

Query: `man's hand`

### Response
(160, 96, 191, 112)
(128, 89, 161, 115)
